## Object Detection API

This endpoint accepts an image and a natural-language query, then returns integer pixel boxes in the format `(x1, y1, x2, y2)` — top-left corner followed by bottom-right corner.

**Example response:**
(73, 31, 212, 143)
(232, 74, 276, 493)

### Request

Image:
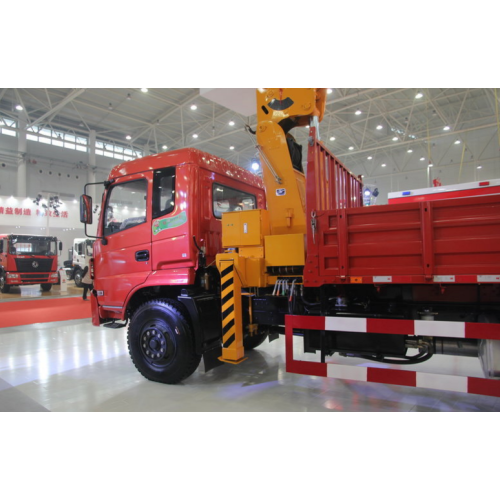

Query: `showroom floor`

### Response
(1, 302, 499, 411)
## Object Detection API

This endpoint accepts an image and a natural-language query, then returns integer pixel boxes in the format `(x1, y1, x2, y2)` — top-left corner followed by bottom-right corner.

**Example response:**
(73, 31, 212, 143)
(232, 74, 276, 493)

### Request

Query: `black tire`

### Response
(128, 299, 201, 384)
(40, 283, 52, 292)
(244, 327, 268, 350)
(0, 273, 10, 294)
(74, 269, 83, 287)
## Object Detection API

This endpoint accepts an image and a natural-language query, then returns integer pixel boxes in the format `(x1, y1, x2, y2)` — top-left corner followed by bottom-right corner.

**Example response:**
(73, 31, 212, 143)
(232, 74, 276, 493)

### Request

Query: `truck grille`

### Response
(15, 258, 54, 272)
(21, 273, 50, 283)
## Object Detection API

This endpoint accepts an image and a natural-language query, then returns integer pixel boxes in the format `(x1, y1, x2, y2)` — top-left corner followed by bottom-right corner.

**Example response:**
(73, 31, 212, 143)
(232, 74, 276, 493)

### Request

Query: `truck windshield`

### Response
(9, 236, 57, 256)
(104, 179, 148, 236)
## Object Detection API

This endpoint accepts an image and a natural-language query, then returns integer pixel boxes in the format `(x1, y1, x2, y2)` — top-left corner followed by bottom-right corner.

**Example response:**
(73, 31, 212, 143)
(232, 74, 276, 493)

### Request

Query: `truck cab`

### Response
(84, 148, 265, 329)
(0, 234, 61, 293)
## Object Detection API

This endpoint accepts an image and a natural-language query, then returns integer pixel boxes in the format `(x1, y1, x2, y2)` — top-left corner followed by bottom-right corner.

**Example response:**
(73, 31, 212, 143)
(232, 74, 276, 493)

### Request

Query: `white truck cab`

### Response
(67, 238, 94, 287)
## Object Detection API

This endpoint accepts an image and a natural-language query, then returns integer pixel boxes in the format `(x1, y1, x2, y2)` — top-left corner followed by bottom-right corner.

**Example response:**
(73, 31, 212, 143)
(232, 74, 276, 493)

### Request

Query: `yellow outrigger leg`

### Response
(216, 253, 247, 365)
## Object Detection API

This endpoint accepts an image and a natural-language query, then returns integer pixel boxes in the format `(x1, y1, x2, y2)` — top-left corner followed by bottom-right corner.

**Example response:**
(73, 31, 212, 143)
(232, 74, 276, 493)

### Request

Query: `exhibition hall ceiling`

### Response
(0, 88, 499, 179)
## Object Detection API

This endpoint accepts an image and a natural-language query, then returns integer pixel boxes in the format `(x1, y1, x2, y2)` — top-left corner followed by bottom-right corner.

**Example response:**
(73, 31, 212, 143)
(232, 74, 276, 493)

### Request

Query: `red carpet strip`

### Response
(0, 297, 91, 328)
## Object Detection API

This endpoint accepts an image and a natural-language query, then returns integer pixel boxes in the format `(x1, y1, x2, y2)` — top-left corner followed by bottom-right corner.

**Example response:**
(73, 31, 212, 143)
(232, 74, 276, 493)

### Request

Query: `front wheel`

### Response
(40, 283, 52, 292)
(128, 299, 201, 384)
(0, 273, 10, 293)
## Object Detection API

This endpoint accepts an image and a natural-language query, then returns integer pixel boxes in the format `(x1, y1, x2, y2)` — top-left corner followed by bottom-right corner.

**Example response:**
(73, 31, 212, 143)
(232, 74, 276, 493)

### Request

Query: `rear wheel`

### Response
(41, 283, 52, 292)
(128, 299, 201, 384)
(74, 269, 83, 287)
(0, 273, 10, 293)
(244, 326, 268, 350)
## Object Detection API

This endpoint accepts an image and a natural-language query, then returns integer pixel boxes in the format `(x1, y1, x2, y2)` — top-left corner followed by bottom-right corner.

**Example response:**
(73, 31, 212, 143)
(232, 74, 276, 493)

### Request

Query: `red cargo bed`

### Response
(304, 134, 500, 286)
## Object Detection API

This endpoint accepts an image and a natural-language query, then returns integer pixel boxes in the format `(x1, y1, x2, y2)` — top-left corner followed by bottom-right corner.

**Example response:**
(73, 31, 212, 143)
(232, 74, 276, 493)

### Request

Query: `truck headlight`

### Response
(8, 274, 19, 279)
(51, 273, 59, 278)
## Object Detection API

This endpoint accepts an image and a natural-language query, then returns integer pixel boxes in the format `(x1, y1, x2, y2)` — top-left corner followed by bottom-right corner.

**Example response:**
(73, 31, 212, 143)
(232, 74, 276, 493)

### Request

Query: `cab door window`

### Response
(153, 167, 176, 219)
(104, 179, 148, 236)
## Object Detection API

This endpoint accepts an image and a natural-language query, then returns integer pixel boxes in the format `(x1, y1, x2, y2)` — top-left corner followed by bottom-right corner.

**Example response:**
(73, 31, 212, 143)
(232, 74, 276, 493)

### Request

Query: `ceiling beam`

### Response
(29, 89, 86, 128)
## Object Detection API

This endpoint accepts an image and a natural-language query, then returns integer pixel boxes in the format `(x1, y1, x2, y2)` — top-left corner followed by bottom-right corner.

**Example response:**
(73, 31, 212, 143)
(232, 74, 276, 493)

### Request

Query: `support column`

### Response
(88, 130, 97, 203)
(17, 113, 27, 198)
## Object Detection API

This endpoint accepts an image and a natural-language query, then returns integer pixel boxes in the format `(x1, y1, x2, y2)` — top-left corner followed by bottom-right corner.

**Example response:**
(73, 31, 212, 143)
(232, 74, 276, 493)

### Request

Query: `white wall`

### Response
(0, 134, 117, 261)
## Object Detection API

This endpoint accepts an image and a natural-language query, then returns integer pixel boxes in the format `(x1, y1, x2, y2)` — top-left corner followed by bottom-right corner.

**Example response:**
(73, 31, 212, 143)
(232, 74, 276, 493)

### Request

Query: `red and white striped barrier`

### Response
(284, 315, 500, 398)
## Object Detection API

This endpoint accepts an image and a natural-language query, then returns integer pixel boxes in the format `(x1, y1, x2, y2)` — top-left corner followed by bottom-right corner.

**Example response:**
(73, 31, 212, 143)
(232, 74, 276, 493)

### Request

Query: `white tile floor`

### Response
(0, 316, 499, 412)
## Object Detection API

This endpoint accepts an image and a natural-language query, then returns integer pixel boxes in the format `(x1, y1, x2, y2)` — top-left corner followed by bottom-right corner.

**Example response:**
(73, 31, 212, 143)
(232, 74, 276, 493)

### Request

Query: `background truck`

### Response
(81, 89, 500, 397)
(64, 238, 94, 287)
(0, 234, 62, 293)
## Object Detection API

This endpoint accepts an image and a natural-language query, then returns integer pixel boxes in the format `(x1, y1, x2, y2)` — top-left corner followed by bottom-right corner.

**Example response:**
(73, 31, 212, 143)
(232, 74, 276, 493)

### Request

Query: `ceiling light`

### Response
(415, 92, 423, 99)
(376, 125, 383, 130)
(162, 145, 168, 150)
(477, 165, 482, 169)
(420, 157, 425, 161)
(15, 104, 23, 111)
(454, 140, 461, 144)
(392, 137, 399, 141)
(229, 121, 235, 126)
(367, 156, 373, 160)
(407, 149, 413, 153)
(192, 134, 198, 139)
(349, 146, 354, 150)
(443, 126, 450, 131)
(428, 163, 434, 167)
(127, 93, 131, 100)
(251, 159, 260, 171)
(327, 89, 333, 94)
(141, 88, 148, 93)
(229, 146, 234, 150)
(329, 137, 335, 141)
(355, 109, 362, 115)
(108, 103, 113, 110)
(126, 135, 132, 140)
(190, 104, 197, 111)
(381, 163, 387, 167)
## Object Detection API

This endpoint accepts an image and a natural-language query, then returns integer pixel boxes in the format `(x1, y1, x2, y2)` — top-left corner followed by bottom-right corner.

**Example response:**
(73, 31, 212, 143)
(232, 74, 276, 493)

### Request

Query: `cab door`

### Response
(94, 173, 152, 309)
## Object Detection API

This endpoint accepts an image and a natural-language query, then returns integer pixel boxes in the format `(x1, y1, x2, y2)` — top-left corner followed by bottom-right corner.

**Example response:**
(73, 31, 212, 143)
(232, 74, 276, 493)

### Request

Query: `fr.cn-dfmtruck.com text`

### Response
(268, 471, 491, 491)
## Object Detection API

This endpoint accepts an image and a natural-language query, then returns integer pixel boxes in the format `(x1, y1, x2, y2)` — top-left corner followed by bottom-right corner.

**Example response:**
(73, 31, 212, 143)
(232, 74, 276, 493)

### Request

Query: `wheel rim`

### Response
(0, 275, 5, 289)
(139, 322, 176, 367)
(75, 273, 82, 286)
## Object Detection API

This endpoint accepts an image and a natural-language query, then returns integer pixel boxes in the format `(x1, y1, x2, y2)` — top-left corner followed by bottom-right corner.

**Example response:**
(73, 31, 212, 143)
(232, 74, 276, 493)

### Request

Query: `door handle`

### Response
(135, 250, 149, 262)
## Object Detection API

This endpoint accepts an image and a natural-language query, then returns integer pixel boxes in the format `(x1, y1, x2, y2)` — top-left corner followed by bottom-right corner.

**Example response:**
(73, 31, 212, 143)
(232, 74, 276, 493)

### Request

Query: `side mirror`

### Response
(80, 195, 93, 224)
(59, 241, 63, 252)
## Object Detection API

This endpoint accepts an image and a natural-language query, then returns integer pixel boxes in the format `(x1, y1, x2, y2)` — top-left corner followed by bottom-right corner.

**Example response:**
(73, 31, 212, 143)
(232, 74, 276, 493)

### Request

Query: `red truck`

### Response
(81, 148, 266, 381)
(0, 234, 61, 293)
(81, 89, 500, 398)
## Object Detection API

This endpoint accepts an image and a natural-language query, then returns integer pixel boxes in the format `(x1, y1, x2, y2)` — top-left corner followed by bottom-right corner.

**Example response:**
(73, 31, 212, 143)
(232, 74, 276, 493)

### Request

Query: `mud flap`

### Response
(202, 344, 224, 372)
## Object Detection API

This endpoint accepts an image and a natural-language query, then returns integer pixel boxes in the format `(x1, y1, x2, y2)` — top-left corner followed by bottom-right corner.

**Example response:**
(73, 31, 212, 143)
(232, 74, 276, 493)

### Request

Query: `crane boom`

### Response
(255, 88, 326, 235)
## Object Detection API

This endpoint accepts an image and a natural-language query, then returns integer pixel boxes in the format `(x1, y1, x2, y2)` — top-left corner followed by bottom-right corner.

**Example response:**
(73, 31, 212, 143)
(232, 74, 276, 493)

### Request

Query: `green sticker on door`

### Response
(153, 211, 187, 235)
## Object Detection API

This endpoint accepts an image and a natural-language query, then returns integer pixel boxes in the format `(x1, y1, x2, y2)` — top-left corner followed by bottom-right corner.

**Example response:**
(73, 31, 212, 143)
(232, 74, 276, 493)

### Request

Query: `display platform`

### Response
(0, 284, 91, 327)
(0, 283, 81, 301)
